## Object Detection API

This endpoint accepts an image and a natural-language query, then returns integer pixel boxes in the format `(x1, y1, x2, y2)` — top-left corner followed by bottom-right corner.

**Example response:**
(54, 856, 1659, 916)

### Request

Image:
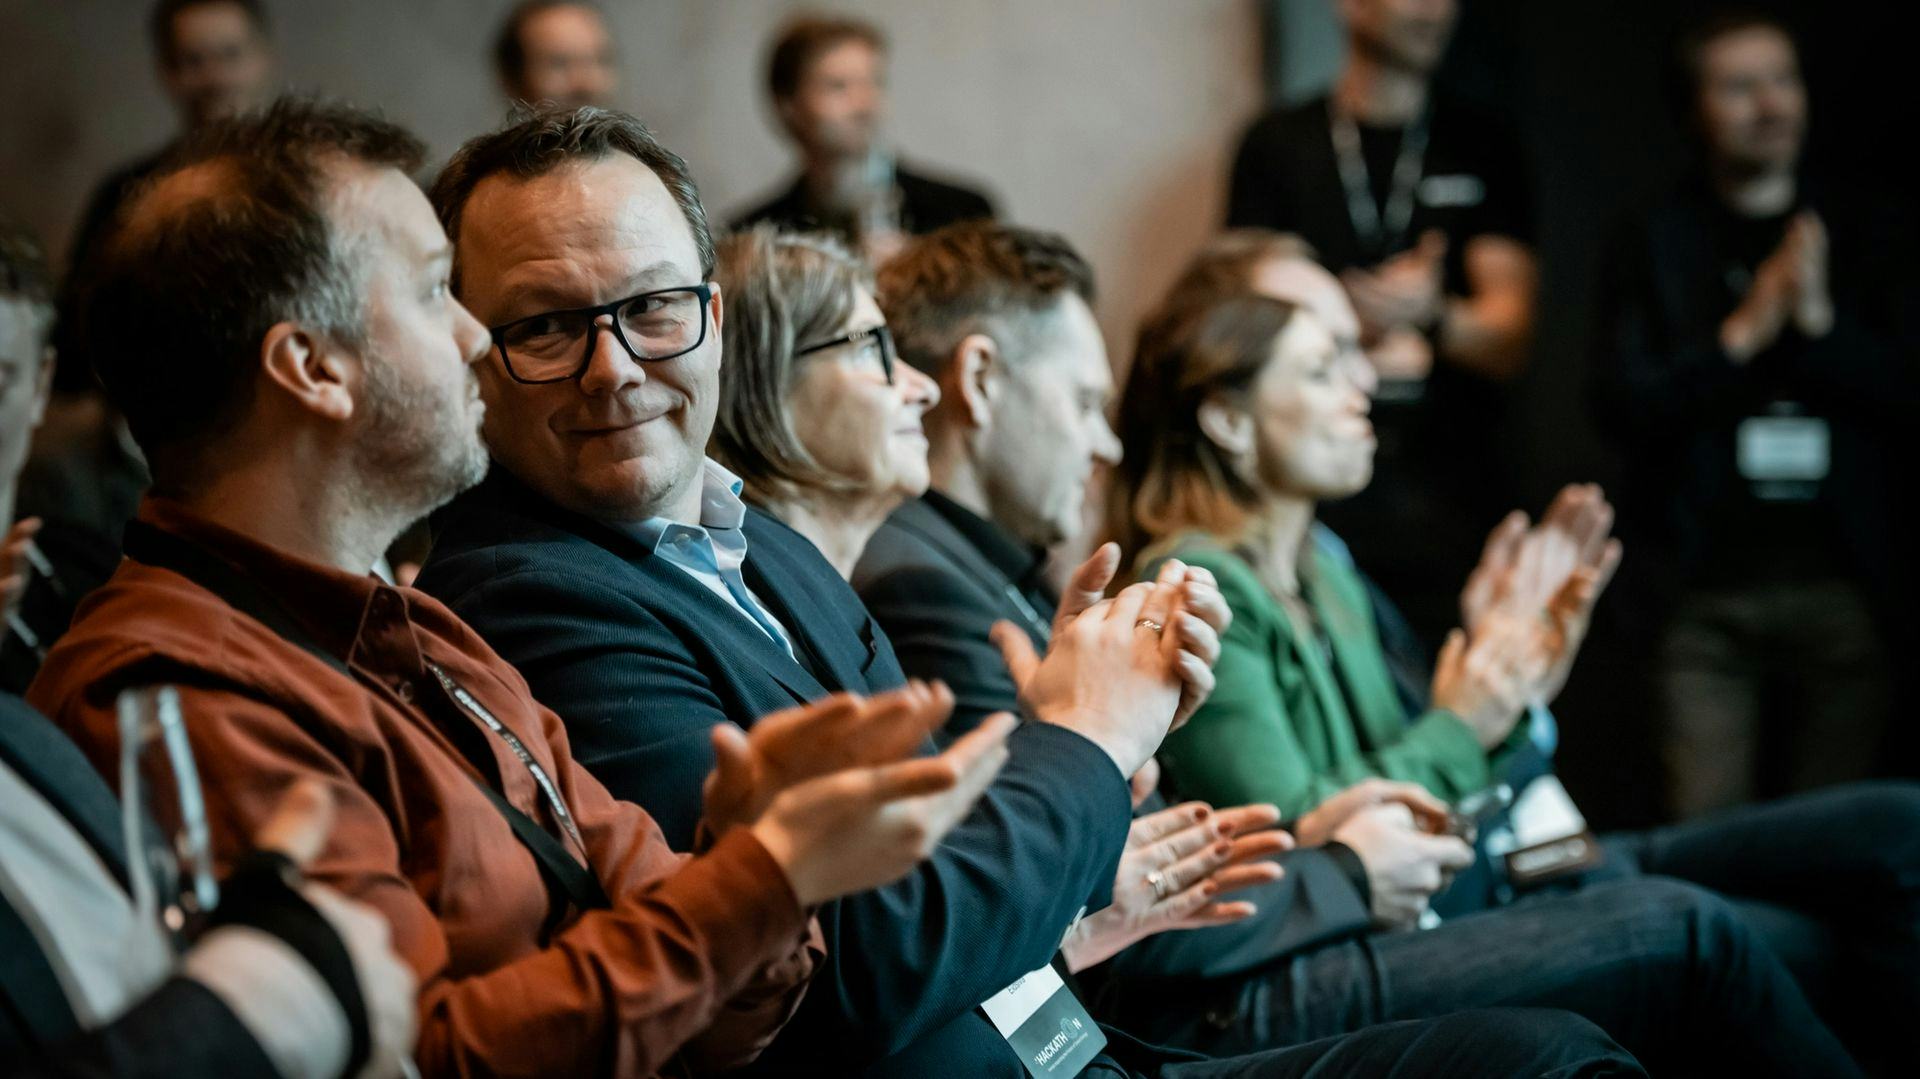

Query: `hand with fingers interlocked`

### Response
(1061, 800, 1293, 972)
(992, 554, 1195, 778)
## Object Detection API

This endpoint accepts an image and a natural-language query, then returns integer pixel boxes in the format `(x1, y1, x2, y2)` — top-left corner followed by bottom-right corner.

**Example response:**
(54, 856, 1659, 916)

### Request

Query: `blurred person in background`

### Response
(1226, 0, 1535, 653)
(493, 1, 617, 110)
(733, 14, 995, 266)
(0, 223, 118, 695)
(1593, 11, 1915, 820)
(27, 0, 277, 566)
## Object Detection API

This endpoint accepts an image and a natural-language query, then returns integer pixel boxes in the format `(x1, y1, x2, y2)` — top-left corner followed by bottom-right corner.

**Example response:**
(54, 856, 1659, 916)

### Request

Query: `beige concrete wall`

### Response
(0, 0, 1264, 360)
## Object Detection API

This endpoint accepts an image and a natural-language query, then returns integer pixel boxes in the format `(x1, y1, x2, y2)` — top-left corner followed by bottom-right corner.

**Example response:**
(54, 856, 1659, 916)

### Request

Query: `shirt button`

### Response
(394, 681, 415, 703)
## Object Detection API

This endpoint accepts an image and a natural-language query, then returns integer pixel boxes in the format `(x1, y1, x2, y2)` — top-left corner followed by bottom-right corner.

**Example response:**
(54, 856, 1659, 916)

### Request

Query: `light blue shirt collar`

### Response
(617, 459, 794, 655)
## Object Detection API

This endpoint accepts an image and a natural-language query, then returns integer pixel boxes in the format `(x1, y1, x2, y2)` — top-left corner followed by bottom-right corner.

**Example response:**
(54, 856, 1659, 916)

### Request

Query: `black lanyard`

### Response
(121, 522, 610, 921)
(1329, 99, 1431, 261)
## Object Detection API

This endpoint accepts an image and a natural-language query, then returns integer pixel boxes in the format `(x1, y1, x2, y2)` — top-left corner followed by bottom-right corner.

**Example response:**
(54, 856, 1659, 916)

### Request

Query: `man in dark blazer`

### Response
(416, 108, 1642, 1079)
(856, 220, 1864, 1075)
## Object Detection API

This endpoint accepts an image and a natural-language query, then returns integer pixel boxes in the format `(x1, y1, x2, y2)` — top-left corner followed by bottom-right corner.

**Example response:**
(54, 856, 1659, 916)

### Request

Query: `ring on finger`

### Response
(1135, 618, 1165, 634)
(1145, 869, 1169, 900)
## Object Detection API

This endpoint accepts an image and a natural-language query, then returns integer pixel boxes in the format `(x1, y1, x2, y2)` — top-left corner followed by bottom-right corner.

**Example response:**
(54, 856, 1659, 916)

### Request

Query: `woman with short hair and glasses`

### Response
(708, 226, 937, 578)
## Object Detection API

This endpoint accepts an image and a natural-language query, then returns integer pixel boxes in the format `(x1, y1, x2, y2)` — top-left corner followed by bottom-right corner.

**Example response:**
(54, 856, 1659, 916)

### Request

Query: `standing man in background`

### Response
(733, 14, 995, 266)
(1226, 0, 1536, 650)
(493, 1, 618, 110)
(1594, 12, 1913, 817)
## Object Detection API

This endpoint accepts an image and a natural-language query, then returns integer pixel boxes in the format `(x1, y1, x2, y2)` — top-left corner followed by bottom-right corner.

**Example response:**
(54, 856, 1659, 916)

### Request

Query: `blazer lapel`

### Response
(502, 480, 836, 709)
(742, 544, 867, 697)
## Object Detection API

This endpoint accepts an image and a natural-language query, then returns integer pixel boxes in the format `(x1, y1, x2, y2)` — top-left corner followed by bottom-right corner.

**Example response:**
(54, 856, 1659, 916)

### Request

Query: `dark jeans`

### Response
(1592, 781, 1920, 1071)
(1088, 1008, 1642, 1078)
(1109, 877, 1854, 1078)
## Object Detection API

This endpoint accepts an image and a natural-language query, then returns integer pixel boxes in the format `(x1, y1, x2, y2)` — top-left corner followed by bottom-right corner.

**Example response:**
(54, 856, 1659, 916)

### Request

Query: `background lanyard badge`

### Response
(1329, 101, 1431, 260)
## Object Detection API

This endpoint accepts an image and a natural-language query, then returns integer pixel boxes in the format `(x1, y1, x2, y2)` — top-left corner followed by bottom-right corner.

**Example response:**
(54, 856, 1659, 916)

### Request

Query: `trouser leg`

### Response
(1779, 578, 1891, 794)
(1155, 1008, 1643, 1079)
(1660, 588, 1763, 818)
(1606, 783, 1920, 1068)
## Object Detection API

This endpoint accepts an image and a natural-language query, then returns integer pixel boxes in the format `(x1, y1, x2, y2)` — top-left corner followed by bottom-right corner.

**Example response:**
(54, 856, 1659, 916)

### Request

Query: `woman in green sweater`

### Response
(1100, 271, 1920, 1069)
(1104, 287, 1610, 819)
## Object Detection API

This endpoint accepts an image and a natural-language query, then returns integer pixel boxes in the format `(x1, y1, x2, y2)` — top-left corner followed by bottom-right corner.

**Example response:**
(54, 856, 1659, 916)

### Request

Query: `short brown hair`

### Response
(767, 14, 887, 101)
(1103, 292, 1299, 573)
(79, 97, 423, 494)
(876, 220, 1095, 379)
(711, 226, 871, 505)
(429, 106, 715, 291)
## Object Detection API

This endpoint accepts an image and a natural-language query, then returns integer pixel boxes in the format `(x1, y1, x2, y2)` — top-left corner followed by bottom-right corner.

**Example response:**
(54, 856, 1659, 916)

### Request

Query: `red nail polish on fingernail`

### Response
(1214, 841, 1231, 856)
(1194, 807, 1210, 820)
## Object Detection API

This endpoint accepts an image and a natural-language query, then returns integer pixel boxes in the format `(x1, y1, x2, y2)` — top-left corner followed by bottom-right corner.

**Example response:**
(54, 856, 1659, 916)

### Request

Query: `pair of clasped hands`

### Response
(694, 544, 1299, 972)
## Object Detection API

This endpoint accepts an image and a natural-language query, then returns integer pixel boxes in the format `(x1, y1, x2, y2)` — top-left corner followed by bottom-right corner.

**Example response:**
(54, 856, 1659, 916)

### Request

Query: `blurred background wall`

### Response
(0, 0, 1264, 376)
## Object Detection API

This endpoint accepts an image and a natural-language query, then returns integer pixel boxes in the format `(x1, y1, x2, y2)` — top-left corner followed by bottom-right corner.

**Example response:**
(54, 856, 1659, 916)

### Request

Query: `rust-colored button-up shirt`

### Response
(28, 499, 820, 1078)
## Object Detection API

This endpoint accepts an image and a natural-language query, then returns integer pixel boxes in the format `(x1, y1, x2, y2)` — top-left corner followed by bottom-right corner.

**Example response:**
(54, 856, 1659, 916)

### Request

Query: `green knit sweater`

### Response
(1145, 530, 1525, 818)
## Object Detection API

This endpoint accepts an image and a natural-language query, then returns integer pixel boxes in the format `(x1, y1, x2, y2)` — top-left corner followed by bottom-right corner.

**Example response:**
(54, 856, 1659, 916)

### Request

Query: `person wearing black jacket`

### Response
(417, 107, 1642, 1079)
(1, 693, 415, 1078)
(1593, 13, 1916, 818)
(730, 14, 994, 264)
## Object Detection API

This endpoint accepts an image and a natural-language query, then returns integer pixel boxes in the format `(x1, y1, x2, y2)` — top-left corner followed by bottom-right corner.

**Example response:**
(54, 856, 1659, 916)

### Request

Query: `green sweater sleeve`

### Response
(1358, 706, 1493, 804)
(1152, 547, 1493, 818)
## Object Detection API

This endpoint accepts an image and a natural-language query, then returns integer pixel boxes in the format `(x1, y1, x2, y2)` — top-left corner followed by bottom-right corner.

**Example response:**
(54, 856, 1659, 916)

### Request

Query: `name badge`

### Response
(980, 961, 1106, 1077)
(1737, 411, 1829, 500)
(1417, 173, 1487, 208)
(1503, 775, 1602, 887)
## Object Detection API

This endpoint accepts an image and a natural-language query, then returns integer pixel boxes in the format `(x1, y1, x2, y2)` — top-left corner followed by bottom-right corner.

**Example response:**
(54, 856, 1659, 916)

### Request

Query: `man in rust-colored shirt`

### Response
(29, 98, 1007, 1078)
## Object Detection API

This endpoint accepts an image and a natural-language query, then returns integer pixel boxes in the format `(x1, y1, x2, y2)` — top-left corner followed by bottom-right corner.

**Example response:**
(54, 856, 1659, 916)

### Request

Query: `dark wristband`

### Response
(208, 850, 371, 1078)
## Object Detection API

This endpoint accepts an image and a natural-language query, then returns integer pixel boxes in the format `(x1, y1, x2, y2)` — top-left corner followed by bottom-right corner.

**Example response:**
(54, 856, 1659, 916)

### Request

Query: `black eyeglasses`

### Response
(795, 323, 896, 384)
(489, 283, 714, 384)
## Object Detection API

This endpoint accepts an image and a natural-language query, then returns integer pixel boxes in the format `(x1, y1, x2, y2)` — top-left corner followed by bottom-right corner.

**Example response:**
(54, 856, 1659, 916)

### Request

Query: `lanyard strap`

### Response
(1328, 100, 1431, 260)
(120, 522, 610, 919)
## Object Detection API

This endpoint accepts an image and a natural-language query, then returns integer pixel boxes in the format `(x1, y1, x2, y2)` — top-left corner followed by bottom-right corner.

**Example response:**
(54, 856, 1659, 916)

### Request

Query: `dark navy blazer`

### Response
(419, 469, 1137, 1077)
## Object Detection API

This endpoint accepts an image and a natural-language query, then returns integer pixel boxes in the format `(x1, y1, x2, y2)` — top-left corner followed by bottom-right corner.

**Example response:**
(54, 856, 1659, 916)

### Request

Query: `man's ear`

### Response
(707, 281, 725, 367)
(259, 322, 355, 423)
(1196, 393, 1254, 460)
(949, 332, 1000, 430)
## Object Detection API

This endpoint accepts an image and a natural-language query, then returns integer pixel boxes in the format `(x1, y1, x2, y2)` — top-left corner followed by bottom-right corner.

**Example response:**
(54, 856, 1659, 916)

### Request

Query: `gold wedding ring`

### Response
(1135, 618, 1165, 633)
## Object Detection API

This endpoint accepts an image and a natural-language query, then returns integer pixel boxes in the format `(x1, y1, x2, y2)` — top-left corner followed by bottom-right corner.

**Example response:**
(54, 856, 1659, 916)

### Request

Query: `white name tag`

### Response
(981, 962, 1107, 1077)
(1418, 173, 1487, 208)
(1509, 775, 1587, 848)
(1738, 414, 1829, 490)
